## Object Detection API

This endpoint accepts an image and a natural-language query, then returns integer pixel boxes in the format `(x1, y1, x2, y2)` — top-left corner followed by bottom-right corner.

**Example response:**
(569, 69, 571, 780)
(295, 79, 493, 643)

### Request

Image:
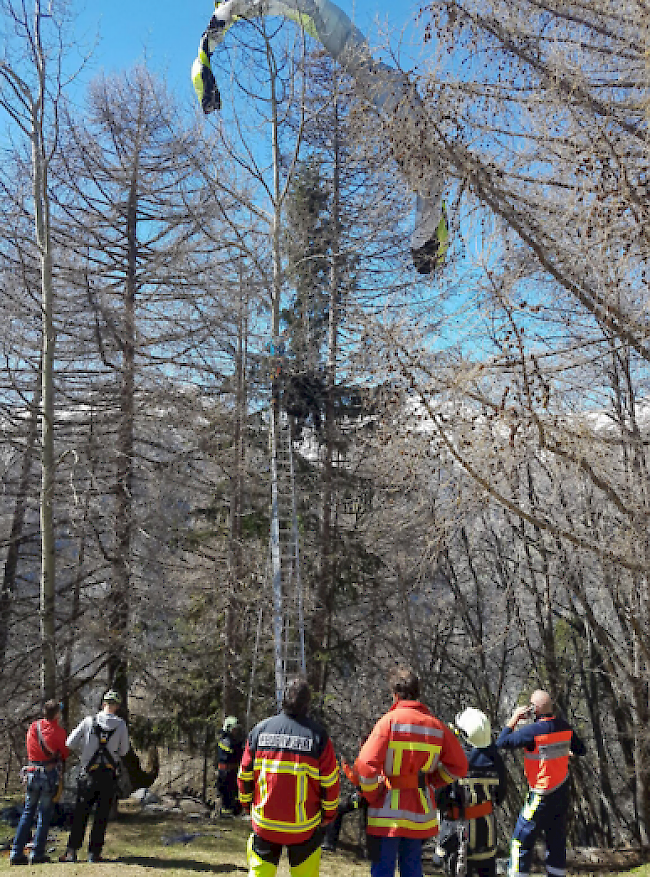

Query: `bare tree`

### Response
(0, 0, 85, 698)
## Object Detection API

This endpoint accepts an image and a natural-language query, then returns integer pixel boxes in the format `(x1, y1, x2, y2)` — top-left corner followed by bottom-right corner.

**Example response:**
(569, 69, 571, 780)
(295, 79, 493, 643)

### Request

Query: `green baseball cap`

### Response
(223, 715, 238, 732)
(103, 689, 122, 704)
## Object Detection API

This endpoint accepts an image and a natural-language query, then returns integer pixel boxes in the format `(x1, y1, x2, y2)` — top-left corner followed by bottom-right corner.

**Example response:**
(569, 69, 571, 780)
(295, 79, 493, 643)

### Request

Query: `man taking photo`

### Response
(497, 689, 586, 877)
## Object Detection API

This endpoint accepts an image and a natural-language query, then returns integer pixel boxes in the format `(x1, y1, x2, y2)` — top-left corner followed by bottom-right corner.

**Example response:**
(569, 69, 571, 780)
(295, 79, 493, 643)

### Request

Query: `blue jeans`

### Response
(370, 836, 424, 877)
(11, 768, 59, 861)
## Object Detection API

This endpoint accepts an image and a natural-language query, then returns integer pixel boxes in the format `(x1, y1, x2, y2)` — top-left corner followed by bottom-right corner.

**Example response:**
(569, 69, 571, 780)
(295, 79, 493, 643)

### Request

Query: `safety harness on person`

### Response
(34, 722, 59, 767)
(522, 719, 572, 794)
(86, 722, 119, 773)
(20, 722, 61, 783)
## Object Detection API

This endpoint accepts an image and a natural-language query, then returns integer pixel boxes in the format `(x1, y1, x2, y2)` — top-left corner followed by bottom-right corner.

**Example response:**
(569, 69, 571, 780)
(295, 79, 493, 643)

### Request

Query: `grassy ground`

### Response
(0, 799, 370, 877)
(2, 797, 649, 877)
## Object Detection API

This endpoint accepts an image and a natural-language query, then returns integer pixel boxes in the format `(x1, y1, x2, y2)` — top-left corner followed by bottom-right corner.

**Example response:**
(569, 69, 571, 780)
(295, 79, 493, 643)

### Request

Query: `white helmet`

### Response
(455, 708, 491, 749)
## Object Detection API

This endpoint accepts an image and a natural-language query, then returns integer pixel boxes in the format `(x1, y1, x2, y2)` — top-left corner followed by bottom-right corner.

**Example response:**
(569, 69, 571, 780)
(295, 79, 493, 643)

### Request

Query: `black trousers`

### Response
(217, 769, 241, 813)
(323, 794, 367, 851)
(251, 828, 323, 868)
(468, 858, 496, 877)
(67, 767, 116, 854)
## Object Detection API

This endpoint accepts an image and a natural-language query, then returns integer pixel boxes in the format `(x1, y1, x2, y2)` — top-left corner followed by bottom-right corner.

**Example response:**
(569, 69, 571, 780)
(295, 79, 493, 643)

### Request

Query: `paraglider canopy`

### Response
(191, 0, 450, 275)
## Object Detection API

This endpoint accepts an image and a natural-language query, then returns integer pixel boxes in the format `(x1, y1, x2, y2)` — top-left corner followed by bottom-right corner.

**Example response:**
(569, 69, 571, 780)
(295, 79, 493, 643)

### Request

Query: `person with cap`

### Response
(436, 708, 507, 877)
(237, 675, 340, 877)
(353, 666, 468, 877)
(10, 699, 69, 865)
(59, 690, 130, 863)
(216, 716, 245, 817)
(497, 690, 586, 877)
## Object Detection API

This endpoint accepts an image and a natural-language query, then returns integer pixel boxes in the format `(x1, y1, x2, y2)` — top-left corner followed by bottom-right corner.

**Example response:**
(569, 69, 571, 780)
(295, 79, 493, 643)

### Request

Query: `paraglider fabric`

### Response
(192, 0, 449, 273)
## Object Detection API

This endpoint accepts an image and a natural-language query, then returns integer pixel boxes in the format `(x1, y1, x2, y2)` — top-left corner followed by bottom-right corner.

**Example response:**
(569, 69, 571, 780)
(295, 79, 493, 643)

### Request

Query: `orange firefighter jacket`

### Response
(497, 715, 586, 795)
(354, 699, 468, 839)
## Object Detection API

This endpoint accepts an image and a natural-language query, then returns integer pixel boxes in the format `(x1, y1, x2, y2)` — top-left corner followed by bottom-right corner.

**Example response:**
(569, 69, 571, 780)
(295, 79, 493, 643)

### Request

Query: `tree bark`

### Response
(31, 1, 57, 699)
(108, 173, 137, 711)
(223, 273, 248, 718)
(0, 365, 41, 672)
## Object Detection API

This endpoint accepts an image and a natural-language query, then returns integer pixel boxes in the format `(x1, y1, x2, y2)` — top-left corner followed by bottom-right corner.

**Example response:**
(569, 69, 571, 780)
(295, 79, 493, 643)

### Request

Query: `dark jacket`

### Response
(217, 731, 244, 773)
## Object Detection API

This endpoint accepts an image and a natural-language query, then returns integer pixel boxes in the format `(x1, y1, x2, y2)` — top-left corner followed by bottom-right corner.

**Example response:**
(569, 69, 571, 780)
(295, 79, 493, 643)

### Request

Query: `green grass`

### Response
(3, 797, 647, 877)
(0, 801, 370, 876)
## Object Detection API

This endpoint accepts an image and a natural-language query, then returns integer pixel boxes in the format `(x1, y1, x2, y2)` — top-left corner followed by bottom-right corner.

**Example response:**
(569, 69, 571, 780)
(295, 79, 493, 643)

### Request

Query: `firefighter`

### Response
(496, 690, 586, 877)
(237, 675, 340, 877)
(354, 667, 468, 877)
(216, 716, 244, 817)
(436, 708, 507, 877)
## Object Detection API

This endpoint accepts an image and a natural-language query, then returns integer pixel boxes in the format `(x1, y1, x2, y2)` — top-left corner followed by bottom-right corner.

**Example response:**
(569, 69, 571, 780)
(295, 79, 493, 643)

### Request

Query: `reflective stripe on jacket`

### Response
(237, 711, 340, 845)
(496, 715, 586, 796)
(217, 732, 243, 772)
(523, 728, 573, 793)
(354, 700, 468, 839)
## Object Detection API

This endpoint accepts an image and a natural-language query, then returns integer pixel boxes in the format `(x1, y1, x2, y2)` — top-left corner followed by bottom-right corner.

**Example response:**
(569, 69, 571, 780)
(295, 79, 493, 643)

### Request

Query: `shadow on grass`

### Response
(117, 856, 247, 873)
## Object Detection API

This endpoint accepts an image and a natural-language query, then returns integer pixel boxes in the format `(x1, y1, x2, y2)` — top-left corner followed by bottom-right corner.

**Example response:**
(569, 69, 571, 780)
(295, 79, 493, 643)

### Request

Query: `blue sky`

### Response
(73, 0, 424, 101)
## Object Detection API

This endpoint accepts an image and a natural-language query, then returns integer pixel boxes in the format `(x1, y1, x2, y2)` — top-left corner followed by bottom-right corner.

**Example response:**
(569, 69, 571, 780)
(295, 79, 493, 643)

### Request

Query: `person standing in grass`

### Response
(59, 690, 130, 864)
(497, 690, 586, 877)
(237, 675, 340, 877)
(10, 699, 69, 866)
(354, 667, 468, 877)
(216, 716, 245, 817)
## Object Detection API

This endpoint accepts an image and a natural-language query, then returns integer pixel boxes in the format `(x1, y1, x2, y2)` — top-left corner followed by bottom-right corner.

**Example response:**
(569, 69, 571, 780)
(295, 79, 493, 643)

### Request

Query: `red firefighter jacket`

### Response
(354, 700, 468, 839)
(237, 711, 340, 845)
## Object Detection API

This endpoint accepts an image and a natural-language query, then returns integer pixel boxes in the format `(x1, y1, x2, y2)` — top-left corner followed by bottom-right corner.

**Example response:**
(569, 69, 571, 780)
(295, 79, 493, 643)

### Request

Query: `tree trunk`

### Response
(223, 275, 248, 718)
(31, 25, 57, 696)
(267, 44, 286, 709)
(315, 75, 343, 700)
(0, 365, 41, 672)
(109, 174, 137, 711)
